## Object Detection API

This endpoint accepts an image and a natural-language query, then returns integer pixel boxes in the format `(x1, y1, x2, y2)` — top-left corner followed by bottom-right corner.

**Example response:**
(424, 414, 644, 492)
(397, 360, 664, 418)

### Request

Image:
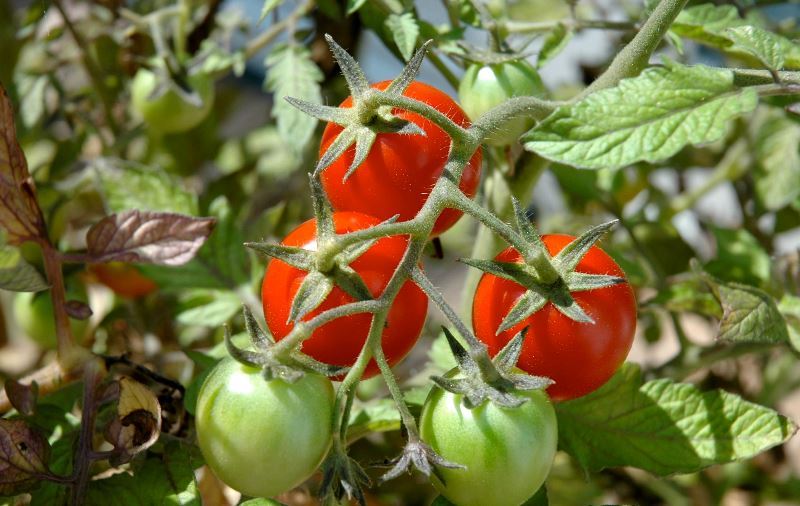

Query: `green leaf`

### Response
(347, 399, 401, 442)
(752, 110, 800, 211)
(140, 197, 250, 290)
(556, 363, 796, 475)
(537, 24, 572, 69)
(704, 276, 789, 344)
(240, 499, 288, 506)
(523, 63, 758, 170)
(347, 0, 368, 14)
(258, 0, 282, 23)
(724, 25, 796, 71)
(93, 159, 198, 215)
(0, 244, 48, 292)
(704, 228, 771, 285)
(671, 4, 747, 49)
(778, 294, 800, 353)
(85, 441, 201, 505)
(645, 277, 722, 317)
(385, 12, 419, 61)
(176, 290, 241, 327)
(264, 44, 323, 153)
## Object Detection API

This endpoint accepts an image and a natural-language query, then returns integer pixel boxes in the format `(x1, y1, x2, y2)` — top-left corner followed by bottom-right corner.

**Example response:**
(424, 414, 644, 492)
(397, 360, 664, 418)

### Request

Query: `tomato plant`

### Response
(90, 262, 157, 299)
(420, 376, 558, 506)
(261, 211, 428, 378)
(131, 68, 214, 134)
(13, 285, 89, 349)
(319, 81, 482, 237)
(195, 357, 335, 498)
(458, 60, 546, 146)
(472, 234, 637, 401)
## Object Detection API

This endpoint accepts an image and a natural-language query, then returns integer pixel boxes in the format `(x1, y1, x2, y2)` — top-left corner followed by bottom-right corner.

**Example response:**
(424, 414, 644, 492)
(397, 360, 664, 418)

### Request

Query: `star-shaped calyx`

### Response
(284, 34, 430, 181)
(246, 176, 393, 326)
(461, 198, 624, 333)
(431, 327, 553, 409)
(223, 305, 348, 382)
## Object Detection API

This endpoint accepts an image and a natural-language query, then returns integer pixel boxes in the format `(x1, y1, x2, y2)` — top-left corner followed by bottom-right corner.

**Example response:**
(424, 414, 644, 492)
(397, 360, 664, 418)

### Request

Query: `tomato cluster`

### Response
(195, 76, 637, 504)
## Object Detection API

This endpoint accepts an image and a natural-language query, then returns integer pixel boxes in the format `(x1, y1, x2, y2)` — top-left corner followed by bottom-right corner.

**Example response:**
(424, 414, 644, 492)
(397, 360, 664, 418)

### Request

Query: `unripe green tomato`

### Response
(13, 287, 89, 348)
(420, 381, 557, 506)
(195, 358, 335, 498)
(458, 61, 546, 146)
(131, 68, 214, 134)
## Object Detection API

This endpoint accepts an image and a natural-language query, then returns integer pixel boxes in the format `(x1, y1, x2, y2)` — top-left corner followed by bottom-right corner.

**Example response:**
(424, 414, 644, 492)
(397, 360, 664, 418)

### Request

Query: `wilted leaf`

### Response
(0, 84, 47, 244)
(0, 419, 52, 495)
(523, 63, 757, 169)
(104, 377, 162, 465)
(86, 210, 215, 265)
(4, 379, 38, 416)
(557, 364, 796, 475)
(0, 244, 48, 292)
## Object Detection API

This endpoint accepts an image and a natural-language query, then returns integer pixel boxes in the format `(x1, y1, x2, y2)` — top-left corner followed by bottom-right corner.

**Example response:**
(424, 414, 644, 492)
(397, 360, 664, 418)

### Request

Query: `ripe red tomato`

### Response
(261, 212, 428, 378)
(90, 262, 157, 299)
(472, 234, 636, 401)
(319, 81, 482, 237)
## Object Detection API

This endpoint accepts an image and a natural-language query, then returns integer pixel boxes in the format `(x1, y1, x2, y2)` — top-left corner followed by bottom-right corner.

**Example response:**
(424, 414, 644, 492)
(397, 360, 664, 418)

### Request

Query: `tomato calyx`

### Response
(247, 178, 381, 324)
(223, 306, 348, 382)
(379, 437, 465, 485)
(461, 198, 625, 331)
(319, 448, 372, 506)
(284, 35, 431, 180)
(432, 327, 553, 409)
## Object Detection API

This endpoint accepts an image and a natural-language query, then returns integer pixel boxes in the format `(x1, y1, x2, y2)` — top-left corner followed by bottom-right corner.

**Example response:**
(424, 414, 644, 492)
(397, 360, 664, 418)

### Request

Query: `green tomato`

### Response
(458, 61, 546, 146)
(195, 358, 335, 498)
(420, 380, 557, 506)
(131, 68, 214, 134)
(13, 287, 89, 348)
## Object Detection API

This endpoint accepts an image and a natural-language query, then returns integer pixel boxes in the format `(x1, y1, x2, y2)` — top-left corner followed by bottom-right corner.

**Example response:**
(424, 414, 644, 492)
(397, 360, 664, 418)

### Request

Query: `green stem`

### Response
(174, 0, 190, 61)
(505, 18, 637, 34)
(655, 342, 777, 380)
(244, 0, 314, 60)
(578, 0, 689, 98)
(732, 68, 800, 87)
(41, 245, 73, 360)
(368, 90, 475, 144)
(372, 337, 420, 437)
(471, 97, 563, 138)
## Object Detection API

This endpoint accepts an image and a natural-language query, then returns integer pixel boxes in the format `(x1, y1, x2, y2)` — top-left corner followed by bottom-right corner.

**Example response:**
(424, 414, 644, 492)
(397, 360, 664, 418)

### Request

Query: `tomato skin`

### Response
(472, 235, 636, 401)
(419, 379, 557, 506)
(458, 61, 546, 146)
(320, 81, 482, 237)
(195, 358, 335, 498)
(261, 212, 428, 379)
(131, 68, 214, 134)
(90, 262, 157, 299)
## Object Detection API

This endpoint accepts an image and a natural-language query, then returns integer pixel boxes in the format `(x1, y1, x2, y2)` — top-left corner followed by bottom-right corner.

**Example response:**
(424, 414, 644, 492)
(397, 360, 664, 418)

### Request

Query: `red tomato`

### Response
(90, 262, 157, 299)
(261, 212, 428, 378)
(320, 81, 482, 237)
(472, 235, 636, 401)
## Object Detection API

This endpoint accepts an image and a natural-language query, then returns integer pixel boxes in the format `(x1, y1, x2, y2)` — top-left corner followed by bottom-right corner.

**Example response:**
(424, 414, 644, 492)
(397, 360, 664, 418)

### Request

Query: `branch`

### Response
(505, 18, 637, 34)
(244, 0, 315, 59)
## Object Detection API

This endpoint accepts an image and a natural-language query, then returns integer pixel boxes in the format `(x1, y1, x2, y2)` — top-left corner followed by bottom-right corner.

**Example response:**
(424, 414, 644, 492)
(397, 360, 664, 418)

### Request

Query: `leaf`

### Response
(671, 4, 747, 49)
(0, 419, 52, 495)
(346, 0, 368, 14)
(176, 290, 243, 327)
(538, 24, 572, 69)
(347, 399, 402, 442)
(86, 210, 215, 265)
(140, 197, 250, 290)
(264, 44, 323, 152)
(104, 377, 162, 466)
(523, 63, 758, 170)
(0, 84, 47, 244)
(4, 379, 38, 416)
(752, 111, 800, 211)
(724, 25, 795, 71)
(556, 363, 796, 475)
(258, 0, 282, 23)
(93, 158, 198, 215)
(645, 277, 722, 317)
(0, 244, 48, 292)
(704, 227, 771, 285)
(778, 295, 800, 353)
(85, 440, 201, 505)
(704, 276, 789, 344)
(385, 12, 420, 61)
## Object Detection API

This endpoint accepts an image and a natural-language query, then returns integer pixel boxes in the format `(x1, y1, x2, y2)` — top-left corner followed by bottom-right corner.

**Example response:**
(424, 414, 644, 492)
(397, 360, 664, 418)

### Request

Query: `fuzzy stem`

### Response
(410, 268, 482, 349)
(577, 0, 689, 98)
(471, 96, 563, 139)
(366, 91, 475, 145)
(505, 18, 637, 34)
(41, 245, 74, 360)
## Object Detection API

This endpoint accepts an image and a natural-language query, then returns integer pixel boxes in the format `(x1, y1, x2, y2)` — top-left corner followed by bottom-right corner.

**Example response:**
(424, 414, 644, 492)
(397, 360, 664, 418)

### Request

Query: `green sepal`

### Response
(325, 33, 370, 99)
(459, 257, 541, 286)
(320, 450, 371, 506)
(289, 271, 335, 323)
(379, 439, 464, 484)
(344, 129, 377, 181)
(242, 304, 273, 351)
(330, 263, 373, 302)
(385, 40, 432, 95)
(552, 220, 618, 273)
(244, 242, 314, 271)
(564, 271, 625, 292)
(498, 290, 547, 333)
(309, 174, 335, 240)
(512, 197, 544, 248)
(283, 96, 351, 124)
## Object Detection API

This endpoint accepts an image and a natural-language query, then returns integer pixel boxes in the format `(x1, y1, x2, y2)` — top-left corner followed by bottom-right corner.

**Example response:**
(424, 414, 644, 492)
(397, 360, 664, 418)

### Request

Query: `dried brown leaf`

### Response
(0, 85, 47, 244)
(86, 210, 215, 265)
(0, 419, 51, 495)
(4, 379, 37, 417)
(104, 377, 162, 466)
